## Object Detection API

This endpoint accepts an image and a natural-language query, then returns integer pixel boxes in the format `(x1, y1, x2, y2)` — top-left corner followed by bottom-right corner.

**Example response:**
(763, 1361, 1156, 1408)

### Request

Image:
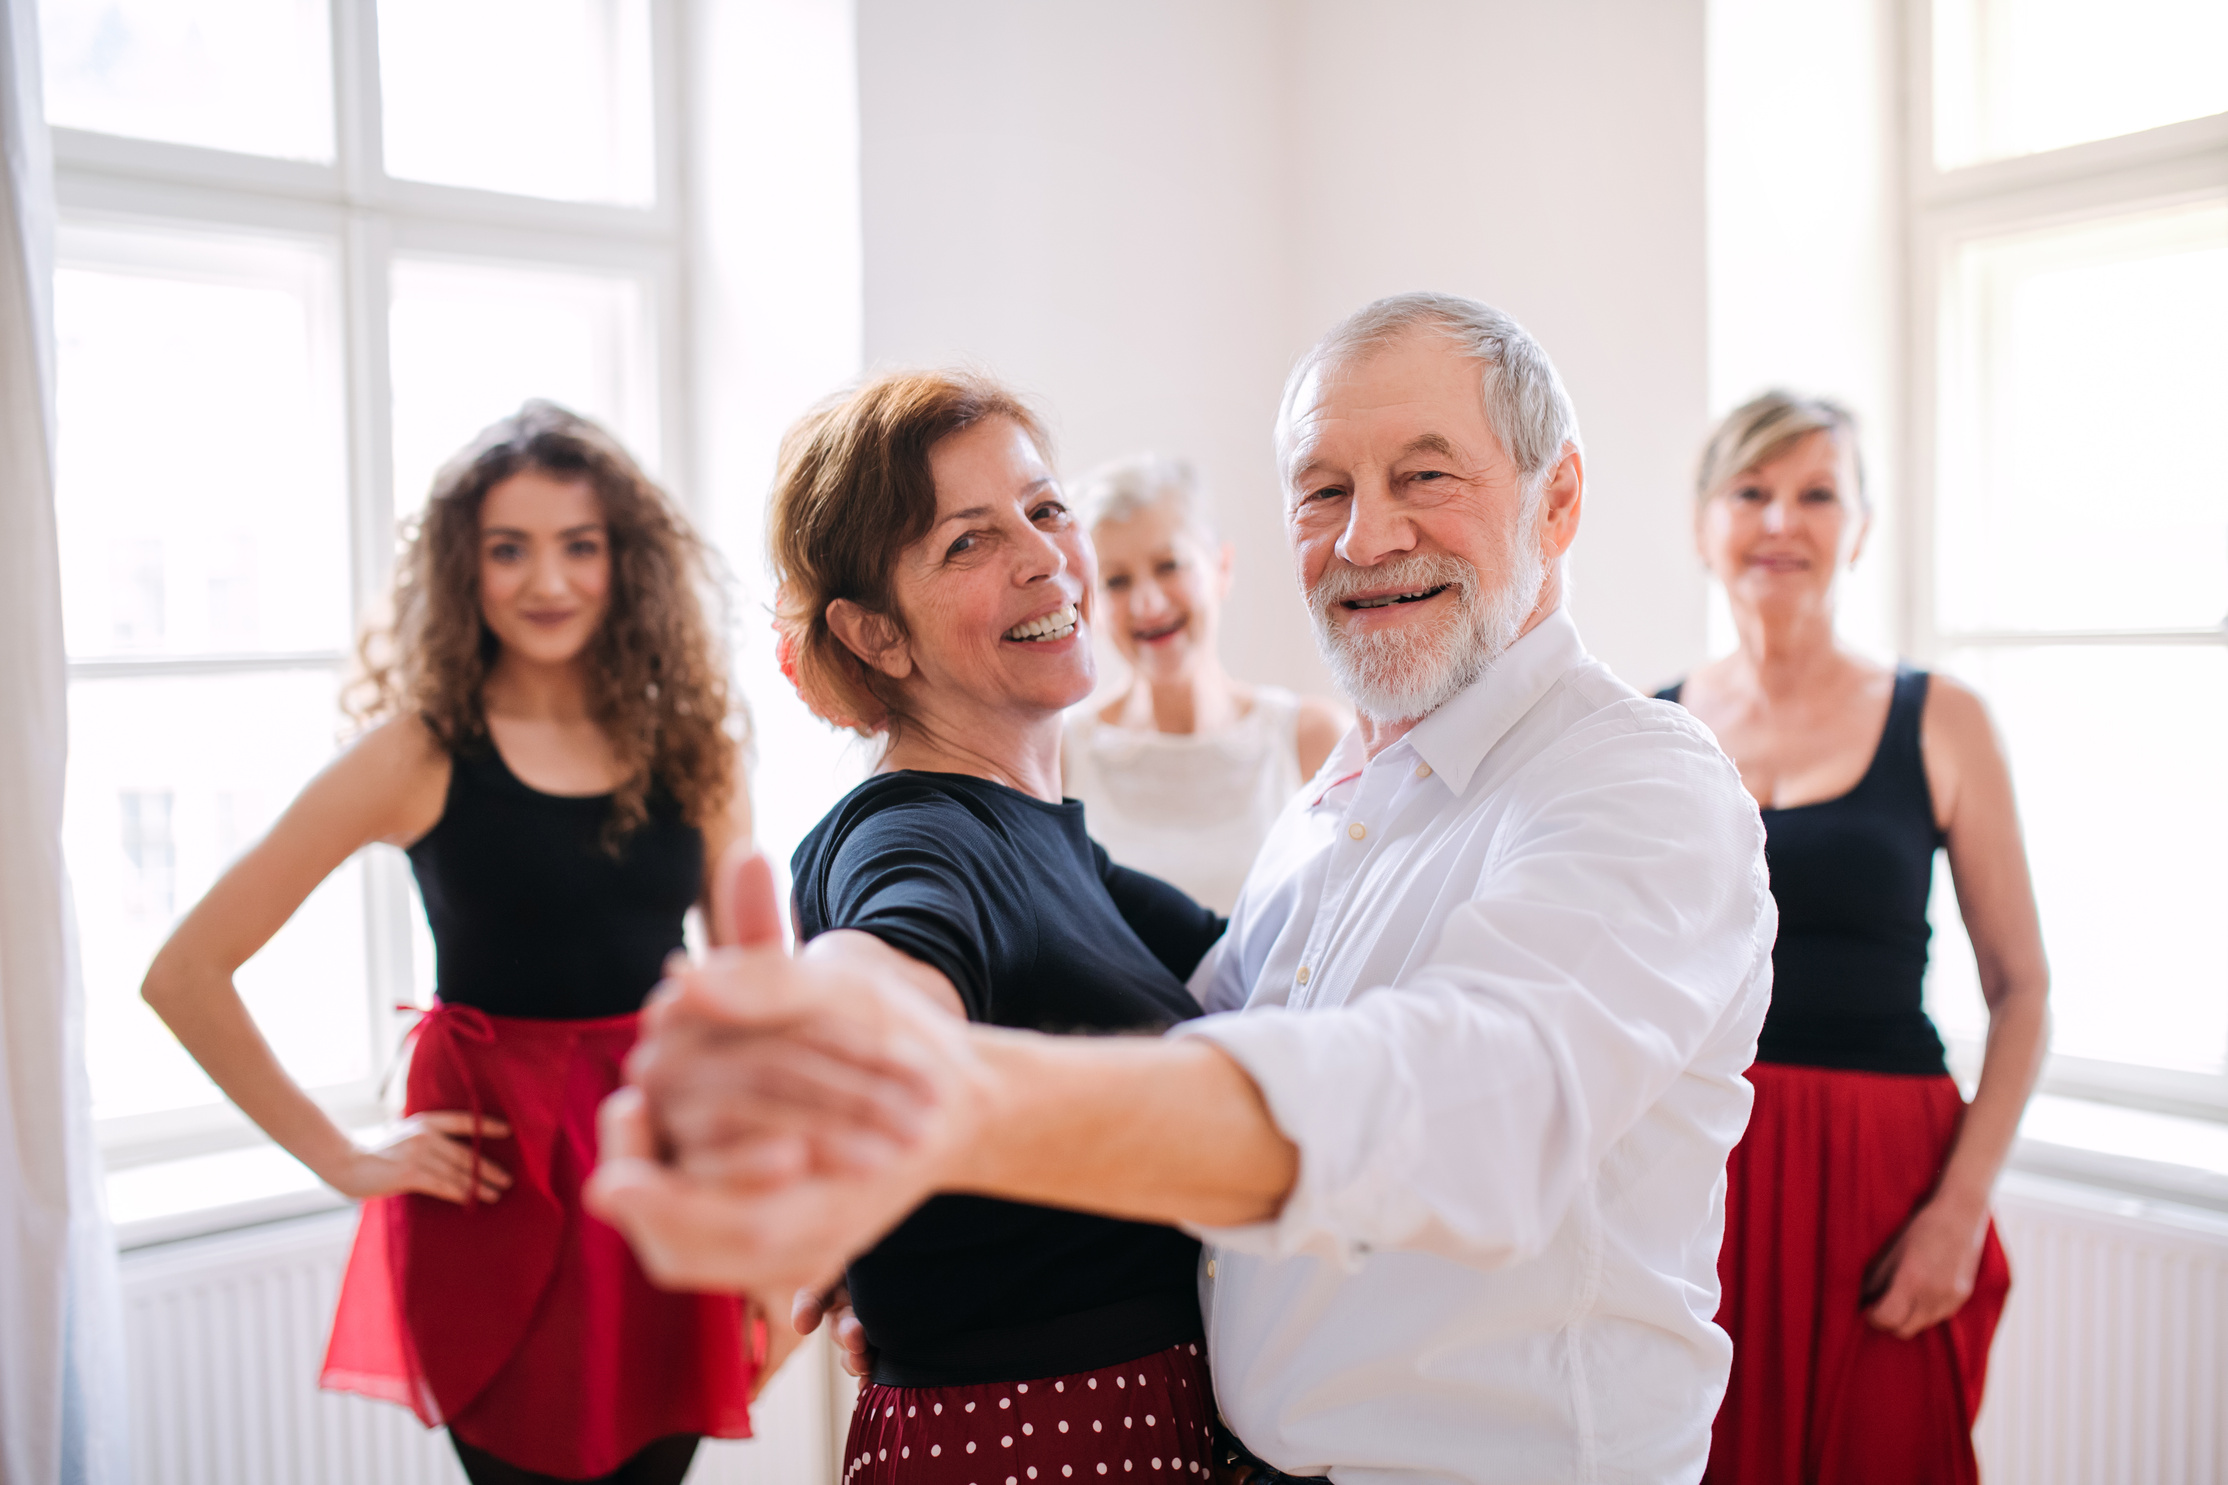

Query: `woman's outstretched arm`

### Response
(141, 715, 511, 1205)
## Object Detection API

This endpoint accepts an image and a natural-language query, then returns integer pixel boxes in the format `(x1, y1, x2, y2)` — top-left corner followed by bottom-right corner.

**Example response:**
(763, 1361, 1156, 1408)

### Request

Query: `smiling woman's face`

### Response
(477, 469, 611, 667)
(871, 416, 1097, 731)
(1091, 497, 1231, 685)
(1697, 428, 1867, 618)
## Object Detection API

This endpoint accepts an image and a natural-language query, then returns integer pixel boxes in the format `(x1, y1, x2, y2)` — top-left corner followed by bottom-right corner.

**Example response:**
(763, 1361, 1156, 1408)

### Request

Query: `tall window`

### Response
(1913, 0, 2228, 1114)
(43, 0, 685, 1165)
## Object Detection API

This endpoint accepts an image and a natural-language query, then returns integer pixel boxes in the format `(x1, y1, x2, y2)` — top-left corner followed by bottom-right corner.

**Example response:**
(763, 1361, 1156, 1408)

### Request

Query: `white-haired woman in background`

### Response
(1061, 456, 1347, 913)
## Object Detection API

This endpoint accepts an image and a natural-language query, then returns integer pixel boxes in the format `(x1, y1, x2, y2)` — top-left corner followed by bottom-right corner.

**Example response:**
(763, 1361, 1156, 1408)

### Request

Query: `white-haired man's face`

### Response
(1282, 331, 1576, 724)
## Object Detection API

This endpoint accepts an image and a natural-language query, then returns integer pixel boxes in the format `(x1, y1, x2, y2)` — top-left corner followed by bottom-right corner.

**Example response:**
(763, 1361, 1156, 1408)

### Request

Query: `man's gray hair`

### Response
(1274, 291, 1584, 488)
(1072, 452, 1216, 538)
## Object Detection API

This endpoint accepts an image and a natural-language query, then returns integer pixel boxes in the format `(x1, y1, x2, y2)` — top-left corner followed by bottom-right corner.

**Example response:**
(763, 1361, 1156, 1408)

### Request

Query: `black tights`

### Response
(451, 1433, 701, 1485)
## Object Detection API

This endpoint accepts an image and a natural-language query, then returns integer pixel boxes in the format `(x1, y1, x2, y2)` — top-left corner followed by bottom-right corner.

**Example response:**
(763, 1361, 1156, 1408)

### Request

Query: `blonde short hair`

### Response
(1073, 453, 1217, 540)
(1697, 391, 1867, 509)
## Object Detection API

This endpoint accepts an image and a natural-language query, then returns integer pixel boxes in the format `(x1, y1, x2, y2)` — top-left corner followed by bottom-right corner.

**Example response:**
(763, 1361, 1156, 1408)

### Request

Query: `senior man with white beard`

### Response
(590, 292, 1776, 1484)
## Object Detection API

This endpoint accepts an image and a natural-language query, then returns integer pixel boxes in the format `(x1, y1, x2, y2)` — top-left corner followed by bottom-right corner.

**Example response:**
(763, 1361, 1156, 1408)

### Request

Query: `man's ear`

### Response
(825, 598, 913, 682)
(1537, 447, 1584, 560)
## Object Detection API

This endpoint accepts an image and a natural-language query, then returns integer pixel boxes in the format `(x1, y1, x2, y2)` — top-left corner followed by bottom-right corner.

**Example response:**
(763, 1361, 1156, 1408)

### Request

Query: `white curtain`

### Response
(0, 2, 130, 1481)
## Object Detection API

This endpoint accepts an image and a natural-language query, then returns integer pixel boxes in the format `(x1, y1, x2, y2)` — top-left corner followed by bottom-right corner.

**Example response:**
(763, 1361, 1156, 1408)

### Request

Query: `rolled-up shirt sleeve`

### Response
(1174, 721, 1773, 1267)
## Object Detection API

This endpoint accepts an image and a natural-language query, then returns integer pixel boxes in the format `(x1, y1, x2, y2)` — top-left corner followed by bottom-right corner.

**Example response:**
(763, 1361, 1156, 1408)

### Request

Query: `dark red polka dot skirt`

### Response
(841, 1341, 1216, 1483)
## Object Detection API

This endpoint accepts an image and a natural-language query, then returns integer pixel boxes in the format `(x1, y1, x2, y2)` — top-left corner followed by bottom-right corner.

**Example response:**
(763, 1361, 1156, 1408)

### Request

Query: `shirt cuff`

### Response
(1169, 1006, 1426, 1266)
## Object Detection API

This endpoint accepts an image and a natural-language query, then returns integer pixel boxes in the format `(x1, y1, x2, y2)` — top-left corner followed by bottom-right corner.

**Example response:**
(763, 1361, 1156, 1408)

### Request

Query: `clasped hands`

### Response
(585, 849, 988, 1304)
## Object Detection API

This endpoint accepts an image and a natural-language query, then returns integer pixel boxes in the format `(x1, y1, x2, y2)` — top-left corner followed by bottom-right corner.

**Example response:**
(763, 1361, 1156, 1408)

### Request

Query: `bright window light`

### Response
(1924, 194, 2228, 1081)
(387, 255, 659, 517)
(377, 0, 656, 205)
(37, 0, 335, 161)
(65, 670, 373, 1122)
(1934, 0, 2228, 168)
(1936, 200, 2228, 635)
(53, 226, 351, 659)
(1926, 644, 2228, 1075)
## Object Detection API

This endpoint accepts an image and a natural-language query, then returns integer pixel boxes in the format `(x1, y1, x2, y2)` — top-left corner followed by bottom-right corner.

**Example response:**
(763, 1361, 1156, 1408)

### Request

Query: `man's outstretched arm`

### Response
(950, 1027, 1296, 1228)
(588, 851, 1296, 1296)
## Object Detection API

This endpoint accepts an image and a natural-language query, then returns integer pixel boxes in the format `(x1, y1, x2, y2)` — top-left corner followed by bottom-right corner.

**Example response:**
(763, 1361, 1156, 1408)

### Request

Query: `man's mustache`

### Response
(1307, 553, 1478, 612)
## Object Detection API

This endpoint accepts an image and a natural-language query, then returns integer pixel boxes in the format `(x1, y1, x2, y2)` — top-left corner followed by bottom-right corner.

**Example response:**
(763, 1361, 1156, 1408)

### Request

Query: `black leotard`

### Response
(407, 742, 703, 1020)
(1658, 668, 1949, 1075)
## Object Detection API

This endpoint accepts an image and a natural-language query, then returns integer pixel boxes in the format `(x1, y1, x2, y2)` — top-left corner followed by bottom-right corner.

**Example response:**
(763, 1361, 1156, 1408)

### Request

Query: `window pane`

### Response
(1934, 0, 2228, 167)
(378, 0, 655, 205)
(66, 670, 374, 1122)
(1936, 200, 2228, 635)
(55, 224, 351, 659)
(1925, 644, 2228, 1076)
(38, 0, 334, 161)
(388, 255, 659, 516)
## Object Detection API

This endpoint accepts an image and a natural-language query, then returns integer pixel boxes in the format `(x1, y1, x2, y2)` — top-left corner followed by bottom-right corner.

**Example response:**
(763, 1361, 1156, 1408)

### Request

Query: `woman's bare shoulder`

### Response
(1919, 671, 2005, 760)
(324, 714, 452, 844)
(1293, 694, 1352, 778)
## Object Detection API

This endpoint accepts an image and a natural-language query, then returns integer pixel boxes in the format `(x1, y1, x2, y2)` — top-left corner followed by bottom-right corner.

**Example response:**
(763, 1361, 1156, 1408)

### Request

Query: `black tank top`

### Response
(407, 742, 704, 1020)
(1658, 669, 1949, 1075)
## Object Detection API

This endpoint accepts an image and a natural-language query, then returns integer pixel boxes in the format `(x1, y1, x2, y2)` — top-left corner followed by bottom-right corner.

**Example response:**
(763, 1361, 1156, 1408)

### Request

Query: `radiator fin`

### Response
(1976, 1176, 2228, 1485)
(121, 1209, 833, 1485)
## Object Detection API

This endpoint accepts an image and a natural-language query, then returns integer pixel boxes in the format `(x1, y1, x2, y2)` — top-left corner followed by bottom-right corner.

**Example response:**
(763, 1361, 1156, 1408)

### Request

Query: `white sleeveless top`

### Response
(1061, 686, 1306, 914)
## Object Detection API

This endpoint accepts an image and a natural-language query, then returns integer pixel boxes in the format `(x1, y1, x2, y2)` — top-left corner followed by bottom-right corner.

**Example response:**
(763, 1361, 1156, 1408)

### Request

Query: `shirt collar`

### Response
(1403, 605, 1588, 796)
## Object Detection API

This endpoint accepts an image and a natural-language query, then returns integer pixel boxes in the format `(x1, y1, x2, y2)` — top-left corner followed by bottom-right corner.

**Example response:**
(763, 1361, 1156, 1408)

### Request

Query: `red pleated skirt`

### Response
(1706, 1062, 2011, 1485)
(840, 1341, 1216, 1484)
(321, 1004, 757, 1479)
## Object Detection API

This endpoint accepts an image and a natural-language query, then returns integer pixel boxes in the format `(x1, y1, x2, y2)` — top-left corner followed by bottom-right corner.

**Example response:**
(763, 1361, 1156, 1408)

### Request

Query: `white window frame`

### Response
(60, 0, 695, 1173)
(1902, 0, 2228, 1122)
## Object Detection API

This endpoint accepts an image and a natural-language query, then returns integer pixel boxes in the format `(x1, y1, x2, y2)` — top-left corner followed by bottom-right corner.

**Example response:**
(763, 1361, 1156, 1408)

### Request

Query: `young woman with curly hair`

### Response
(142, 402, 773, 1485)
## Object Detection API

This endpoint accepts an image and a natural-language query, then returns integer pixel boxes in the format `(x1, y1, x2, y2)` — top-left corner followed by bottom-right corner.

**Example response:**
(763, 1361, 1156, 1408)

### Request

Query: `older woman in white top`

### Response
(1061, 456, 1347, 911)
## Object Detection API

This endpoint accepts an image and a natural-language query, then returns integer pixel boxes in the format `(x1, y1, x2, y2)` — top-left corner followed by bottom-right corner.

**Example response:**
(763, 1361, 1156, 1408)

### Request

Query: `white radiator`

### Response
(1976, 1173, 2228, 1485)
(120, 1179, 2228, 1484)
(119, 1209, 843, 1485)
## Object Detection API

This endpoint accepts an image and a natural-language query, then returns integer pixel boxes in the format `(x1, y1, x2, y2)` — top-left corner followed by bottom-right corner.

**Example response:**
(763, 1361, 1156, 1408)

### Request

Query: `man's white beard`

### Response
(1307, 533, 1545, 724)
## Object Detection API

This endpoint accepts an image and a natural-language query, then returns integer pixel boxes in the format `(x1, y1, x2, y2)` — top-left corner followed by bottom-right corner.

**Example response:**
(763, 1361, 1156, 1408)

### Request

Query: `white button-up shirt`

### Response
(1177, 608, 1774, 1485)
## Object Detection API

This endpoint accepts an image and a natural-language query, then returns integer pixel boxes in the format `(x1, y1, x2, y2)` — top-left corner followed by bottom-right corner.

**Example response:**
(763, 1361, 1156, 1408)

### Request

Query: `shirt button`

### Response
(1206, 1259, 1217, 1279)
(1415, 762, 1432, 779)
(1348, 822, 1367, 840)
(1296, 966, 1311, 986)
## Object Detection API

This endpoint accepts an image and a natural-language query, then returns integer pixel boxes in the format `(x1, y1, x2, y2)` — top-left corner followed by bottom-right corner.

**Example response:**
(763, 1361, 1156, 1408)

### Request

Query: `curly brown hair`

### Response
(350, 401, 741, 841)
(768, 369, 1052, 737)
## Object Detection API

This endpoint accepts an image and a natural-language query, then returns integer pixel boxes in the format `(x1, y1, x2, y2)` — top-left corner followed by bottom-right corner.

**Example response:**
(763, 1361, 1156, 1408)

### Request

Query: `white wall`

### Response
(855, 0, 1313, 691)
(1705, 0, 1902, 660)
(855, 0, 1713, 694)
(689, 0, 870, 881)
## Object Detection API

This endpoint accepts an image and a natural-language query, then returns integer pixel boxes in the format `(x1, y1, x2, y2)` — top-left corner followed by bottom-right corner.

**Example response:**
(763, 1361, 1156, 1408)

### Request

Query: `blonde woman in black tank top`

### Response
(141, 404, 783, 1484)
(1663, 393, 2048, 1484)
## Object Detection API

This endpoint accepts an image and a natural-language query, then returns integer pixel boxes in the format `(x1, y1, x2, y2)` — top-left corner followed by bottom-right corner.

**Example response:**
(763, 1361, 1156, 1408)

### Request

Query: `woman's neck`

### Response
(1108, 656, 1243, 736)
(879, 707, 1067, 802)
(483, 651, 594, 722)
(1728, 599, 1848, 698)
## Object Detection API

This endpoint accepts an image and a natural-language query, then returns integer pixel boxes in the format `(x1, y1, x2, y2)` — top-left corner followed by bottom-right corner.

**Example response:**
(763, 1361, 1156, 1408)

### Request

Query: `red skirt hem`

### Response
(321, 1003, 755, 1478)
(1706, 1062, 2010, 1485)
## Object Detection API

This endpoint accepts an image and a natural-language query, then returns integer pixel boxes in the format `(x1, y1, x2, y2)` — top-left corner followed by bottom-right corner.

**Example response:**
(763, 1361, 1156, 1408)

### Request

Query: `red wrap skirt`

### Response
(321, 1004, 756, 1478)
(1707, 1062, 2011, 1485)
(841, 1341, 1216, 1483)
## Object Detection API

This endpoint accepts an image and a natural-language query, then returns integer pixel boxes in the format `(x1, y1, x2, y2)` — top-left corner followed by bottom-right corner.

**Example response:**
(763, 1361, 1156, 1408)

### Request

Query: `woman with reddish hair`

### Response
(1660, 392, 2049, 1484)
(760, 370, 1226, 1481)
(143, 402, 776, 1483)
